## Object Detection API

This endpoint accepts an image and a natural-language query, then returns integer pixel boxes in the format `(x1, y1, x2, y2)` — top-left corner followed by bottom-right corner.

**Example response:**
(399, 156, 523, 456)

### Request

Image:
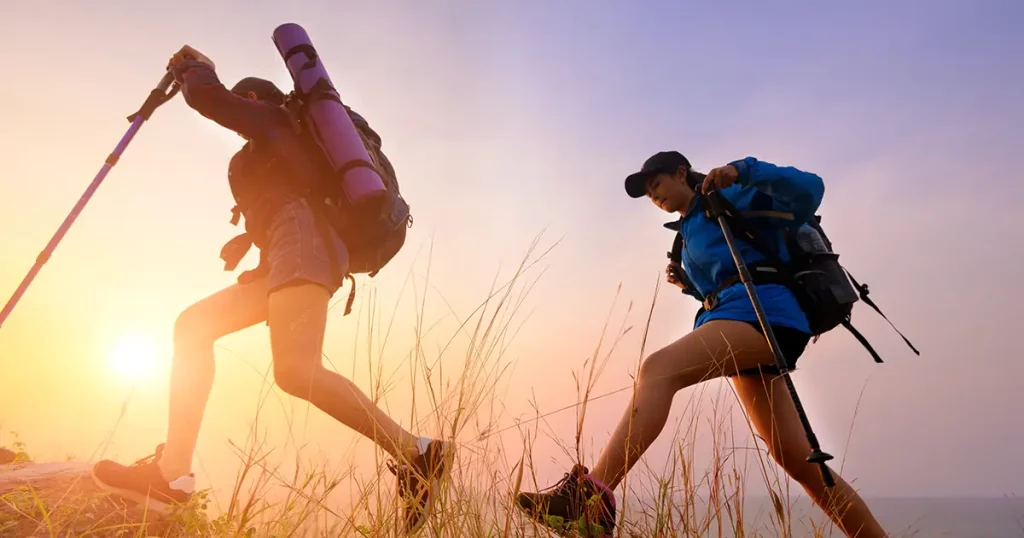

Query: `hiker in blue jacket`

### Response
(89, 45, 447, 534)
(515, 151, 886, 538)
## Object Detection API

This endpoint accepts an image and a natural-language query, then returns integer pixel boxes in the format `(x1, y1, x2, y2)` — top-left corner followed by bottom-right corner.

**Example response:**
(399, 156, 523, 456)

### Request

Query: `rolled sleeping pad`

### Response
(271, 23, 387, 207)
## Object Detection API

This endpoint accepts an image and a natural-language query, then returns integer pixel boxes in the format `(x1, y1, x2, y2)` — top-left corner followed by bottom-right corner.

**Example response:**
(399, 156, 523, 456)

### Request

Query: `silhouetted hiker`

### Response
(515, 151, 887, 538)
(90, 45, 450, 534)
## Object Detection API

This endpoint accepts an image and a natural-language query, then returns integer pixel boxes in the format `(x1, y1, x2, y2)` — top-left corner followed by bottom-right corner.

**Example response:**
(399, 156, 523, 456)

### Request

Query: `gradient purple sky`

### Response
(1, 0, 1022, 500)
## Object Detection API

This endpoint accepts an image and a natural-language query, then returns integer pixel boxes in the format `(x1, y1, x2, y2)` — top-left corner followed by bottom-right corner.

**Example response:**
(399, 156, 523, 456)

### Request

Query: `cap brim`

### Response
(624, 172, 650, 198)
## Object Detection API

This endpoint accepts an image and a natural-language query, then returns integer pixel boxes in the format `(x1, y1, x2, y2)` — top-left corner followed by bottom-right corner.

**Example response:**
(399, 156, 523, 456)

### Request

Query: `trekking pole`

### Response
(704, 189, 836, 488)
(0, 70, 180, 330)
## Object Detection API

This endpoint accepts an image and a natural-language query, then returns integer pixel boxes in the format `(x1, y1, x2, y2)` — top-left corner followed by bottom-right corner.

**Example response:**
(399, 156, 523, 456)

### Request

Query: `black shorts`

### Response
(733, 321, 811, 377)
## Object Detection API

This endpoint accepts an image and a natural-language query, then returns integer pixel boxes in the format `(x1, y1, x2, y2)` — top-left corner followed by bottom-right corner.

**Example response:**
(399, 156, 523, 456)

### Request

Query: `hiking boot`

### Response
(388, 439, 452, 534)
(91, 444, 195, 514)
(515, 464, 616, 537)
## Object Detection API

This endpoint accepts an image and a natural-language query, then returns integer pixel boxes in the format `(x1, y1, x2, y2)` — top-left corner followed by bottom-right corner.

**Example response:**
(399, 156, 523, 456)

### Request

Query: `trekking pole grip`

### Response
(704, 189, 729, 219)
(127, 70, 180, 122)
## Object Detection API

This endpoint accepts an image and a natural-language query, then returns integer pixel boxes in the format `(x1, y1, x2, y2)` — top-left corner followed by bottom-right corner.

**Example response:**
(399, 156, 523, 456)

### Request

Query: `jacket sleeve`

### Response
(173, 61, 280, 140)
(729, 156, 825, 225)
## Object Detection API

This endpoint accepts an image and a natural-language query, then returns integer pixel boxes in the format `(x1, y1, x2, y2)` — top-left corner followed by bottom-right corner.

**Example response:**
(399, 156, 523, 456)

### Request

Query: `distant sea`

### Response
(863, 497, 1024, 538)
(618, 496, 1024, 537)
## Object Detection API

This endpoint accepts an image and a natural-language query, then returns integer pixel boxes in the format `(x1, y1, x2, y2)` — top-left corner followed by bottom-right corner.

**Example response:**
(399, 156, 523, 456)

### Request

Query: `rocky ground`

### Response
(0, 456, 206, 537)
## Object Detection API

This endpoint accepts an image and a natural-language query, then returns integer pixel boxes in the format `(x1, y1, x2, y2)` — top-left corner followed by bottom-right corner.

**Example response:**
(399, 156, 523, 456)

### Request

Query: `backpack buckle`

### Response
(703, 293, 719, 312)
(220, 233, 253, 271)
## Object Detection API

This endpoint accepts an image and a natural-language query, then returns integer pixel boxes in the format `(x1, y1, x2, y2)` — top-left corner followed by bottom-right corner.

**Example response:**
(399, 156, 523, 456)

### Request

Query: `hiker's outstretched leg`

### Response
(266, 281, 422, 462)
(516, 320, 779, 535)
(268, 281, 450, 533)
(92, 278, 270, 512)
(161, 279, 271, 479)
(733, 371, 886, 538)
(588, 319, 778, 490)
(265, 198, 449, 533)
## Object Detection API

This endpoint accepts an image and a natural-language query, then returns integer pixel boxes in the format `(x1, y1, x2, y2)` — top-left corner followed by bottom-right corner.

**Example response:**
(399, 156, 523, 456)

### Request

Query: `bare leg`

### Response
(267, 282, 421, 462)
(733, 371, 887, 538)
(589, 320, 787, 490)
(159, 278, 271, 480)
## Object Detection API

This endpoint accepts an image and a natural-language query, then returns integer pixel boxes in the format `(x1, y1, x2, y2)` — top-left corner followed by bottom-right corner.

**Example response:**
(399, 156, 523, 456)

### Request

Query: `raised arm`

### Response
(168, 46, 282, 141)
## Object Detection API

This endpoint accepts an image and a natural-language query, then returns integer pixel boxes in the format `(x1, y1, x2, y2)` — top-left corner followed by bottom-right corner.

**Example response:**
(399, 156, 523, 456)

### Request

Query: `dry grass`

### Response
(0, 236, 889, 537)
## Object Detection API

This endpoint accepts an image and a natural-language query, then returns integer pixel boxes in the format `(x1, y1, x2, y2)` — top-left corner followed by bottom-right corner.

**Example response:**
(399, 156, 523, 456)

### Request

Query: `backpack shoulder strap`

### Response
(663, 219, 706, 302)
(664, 219, 683, 264)
(699, 193, 791, 272)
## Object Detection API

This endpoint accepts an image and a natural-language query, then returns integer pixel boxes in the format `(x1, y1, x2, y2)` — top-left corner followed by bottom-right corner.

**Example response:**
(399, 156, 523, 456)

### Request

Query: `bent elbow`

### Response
(807, 173, 825, 208)
(792, 173, 825, 223)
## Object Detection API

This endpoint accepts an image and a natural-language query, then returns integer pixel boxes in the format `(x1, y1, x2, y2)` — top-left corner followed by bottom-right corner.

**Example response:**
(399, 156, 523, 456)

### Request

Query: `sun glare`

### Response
(108, 332, 163, 383)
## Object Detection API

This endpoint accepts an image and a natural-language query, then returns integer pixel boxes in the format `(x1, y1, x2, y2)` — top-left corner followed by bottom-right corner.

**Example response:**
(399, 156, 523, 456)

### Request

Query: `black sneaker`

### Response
(388, 440, 452, 534)
(91, 444, 195, 514)
(515, 464, 616, 537)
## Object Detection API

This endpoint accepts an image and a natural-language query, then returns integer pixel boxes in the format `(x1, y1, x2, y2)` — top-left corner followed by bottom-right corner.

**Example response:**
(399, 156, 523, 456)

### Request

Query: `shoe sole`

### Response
(403, 475, 439, 535)
(89, 465, 177, 515)
(404, 445, 455, 535)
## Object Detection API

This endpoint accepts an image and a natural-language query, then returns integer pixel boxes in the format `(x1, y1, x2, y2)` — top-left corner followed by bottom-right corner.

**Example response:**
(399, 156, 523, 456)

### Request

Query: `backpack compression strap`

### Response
(844, 270, 921, 356)
(840, 319, 883, 363)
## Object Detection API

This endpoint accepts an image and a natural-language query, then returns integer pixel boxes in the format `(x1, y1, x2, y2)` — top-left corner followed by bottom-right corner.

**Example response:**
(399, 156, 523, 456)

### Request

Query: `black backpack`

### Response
(666, 198, 919, 363)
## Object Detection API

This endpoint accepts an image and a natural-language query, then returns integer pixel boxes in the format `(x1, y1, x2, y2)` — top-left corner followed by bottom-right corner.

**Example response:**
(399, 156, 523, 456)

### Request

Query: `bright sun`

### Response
(109, 332, 163, 383)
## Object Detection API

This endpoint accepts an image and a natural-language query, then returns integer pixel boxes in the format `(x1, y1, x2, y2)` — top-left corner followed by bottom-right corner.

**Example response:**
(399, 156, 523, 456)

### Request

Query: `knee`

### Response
(273, 361, 319, 398)
(174, 305, 214, 350)
(638, 349, 678, 388)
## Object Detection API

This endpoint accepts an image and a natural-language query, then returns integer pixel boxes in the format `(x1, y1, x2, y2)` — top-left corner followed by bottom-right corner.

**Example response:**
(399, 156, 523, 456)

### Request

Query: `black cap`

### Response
(624, 151, 692, 198)
(231, 77, 286, 106)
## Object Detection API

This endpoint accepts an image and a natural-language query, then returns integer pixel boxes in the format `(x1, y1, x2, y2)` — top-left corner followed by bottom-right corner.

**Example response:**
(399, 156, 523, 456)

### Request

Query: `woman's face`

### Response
(645, 168, 692, 213)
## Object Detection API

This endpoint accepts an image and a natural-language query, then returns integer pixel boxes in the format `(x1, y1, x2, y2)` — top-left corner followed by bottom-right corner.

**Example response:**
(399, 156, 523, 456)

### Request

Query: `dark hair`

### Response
(230, 77, 286, 106)
(685, 169, 705, 191)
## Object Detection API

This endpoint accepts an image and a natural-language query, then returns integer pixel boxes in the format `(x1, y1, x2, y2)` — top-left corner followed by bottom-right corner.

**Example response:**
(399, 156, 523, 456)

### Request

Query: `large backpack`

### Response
(278, 93, 413, 314)
(283, 94, 411, 267)
(666, 197, 919, 363)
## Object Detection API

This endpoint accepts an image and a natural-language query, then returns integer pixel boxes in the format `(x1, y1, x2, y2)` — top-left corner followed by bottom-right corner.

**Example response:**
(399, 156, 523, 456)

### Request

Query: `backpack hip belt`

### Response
(701, 261, 790, 312)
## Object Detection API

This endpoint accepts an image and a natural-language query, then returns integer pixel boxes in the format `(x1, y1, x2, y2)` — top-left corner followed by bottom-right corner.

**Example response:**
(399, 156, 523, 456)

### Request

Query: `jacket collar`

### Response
(661, 193, 703, 231)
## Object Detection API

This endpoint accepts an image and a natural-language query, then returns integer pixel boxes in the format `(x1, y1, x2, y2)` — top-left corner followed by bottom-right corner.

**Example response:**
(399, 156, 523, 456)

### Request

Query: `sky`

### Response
(1, 0, 1022, 507)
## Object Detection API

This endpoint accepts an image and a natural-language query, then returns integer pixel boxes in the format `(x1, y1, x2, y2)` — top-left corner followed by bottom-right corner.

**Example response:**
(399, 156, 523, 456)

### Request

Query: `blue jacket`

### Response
(675, 157, 825, 333)
(172, 61, 318, 245)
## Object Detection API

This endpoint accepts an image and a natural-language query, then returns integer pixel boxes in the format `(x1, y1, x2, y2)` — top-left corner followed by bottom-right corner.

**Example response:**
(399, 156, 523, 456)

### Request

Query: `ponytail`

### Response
(685, 170, 705, 191)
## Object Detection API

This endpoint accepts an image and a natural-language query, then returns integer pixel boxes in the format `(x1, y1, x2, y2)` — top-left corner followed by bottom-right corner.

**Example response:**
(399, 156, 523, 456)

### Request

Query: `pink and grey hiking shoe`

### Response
(388, 439, 453, 534)
(91, 444, 195, 514)
(516, 464, 616, 537)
